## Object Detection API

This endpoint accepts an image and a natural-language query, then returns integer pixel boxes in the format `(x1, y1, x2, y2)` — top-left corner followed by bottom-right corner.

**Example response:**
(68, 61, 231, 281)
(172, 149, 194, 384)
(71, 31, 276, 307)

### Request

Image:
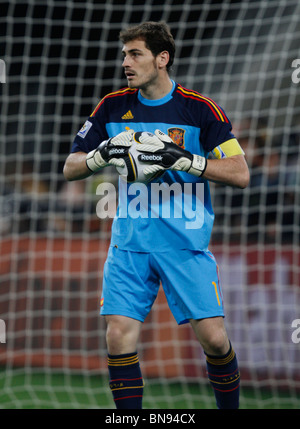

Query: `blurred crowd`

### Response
(0, 160, 111, 237)
(213, 117, 299, 244)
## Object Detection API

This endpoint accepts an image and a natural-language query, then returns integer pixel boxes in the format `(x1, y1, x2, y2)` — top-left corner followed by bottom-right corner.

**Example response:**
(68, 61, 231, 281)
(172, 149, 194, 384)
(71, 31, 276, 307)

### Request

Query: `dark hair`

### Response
(119, 21, 175, 71)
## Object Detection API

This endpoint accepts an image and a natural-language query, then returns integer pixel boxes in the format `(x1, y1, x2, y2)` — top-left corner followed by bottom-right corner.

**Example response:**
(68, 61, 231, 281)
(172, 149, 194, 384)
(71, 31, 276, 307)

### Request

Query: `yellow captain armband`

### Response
(212, 138, 245, 159)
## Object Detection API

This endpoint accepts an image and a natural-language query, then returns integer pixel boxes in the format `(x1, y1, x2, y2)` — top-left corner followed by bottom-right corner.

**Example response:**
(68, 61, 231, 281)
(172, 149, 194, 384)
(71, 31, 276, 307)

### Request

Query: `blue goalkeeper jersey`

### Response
(71, 80, 235, 252)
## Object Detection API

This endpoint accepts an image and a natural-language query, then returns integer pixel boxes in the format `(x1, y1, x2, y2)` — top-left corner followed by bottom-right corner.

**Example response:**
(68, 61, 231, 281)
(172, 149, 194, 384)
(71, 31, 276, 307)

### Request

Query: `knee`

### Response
(106, 320, 126, 351)
(203, 330, 229, 356)
(105, 315, 140, 355)
(191, 318, 230, 356)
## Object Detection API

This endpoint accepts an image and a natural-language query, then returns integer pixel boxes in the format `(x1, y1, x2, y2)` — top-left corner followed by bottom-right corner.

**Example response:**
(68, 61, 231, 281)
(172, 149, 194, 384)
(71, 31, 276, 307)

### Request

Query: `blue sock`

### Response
(108, 352, 144, 409)
(205, 343, 240, 409)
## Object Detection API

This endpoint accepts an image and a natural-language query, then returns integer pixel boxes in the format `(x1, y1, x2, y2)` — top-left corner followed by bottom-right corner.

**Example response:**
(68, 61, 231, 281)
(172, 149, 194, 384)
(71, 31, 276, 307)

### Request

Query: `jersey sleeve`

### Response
(199, 102, 235, 153)
(70, 101, 109, 153)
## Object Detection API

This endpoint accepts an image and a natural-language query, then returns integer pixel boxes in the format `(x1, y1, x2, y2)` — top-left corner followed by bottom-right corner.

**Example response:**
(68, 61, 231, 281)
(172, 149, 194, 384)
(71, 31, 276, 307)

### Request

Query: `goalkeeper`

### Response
(63, 21, 249, 410)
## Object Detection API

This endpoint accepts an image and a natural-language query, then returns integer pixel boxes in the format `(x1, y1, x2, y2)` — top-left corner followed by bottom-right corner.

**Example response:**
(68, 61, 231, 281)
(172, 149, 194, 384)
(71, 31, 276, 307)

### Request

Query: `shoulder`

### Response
(175, 83, 229, 123)
(90, 87, 138, 117)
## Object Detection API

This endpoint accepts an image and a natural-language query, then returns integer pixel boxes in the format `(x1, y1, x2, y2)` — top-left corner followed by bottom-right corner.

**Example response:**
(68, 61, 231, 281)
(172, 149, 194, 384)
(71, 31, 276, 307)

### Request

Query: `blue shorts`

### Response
(100, 245, 224, 325)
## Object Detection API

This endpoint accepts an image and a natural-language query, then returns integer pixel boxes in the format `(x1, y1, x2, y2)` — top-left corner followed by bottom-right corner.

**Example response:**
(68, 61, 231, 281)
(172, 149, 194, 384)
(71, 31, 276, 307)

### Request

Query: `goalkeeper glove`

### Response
(86, 129, 134, 173)
(135, 130, 207, 177)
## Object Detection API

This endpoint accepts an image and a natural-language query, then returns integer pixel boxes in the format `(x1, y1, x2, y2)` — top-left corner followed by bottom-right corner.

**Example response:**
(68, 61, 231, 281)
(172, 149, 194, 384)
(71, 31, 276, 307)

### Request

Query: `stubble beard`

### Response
(126, 61, 159, 93)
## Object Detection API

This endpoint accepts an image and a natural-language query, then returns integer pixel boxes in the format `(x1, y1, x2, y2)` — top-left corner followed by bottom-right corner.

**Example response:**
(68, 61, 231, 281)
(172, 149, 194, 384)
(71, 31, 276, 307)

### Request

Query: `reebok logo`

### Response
(122, 110, 134, 120)
(109, 148, 126, 155)
(140, 154, 163, 162)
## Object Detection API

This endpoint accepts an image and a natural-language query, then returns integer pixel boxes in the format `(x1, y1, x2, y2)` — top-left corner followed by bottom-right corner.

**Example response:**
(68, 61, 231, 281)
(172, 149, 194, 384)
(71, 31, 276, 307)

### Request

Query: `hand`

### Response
(86, 129, 134, 172)
(135, 130, 207, 177)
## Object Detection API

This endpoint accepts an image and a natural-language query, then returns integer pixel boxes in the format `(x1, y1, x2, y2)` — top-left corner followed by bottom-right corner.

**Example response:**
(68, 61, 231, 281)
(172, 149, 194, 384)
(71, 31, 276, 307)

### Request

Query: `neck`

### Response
(139, 76, 173, 100)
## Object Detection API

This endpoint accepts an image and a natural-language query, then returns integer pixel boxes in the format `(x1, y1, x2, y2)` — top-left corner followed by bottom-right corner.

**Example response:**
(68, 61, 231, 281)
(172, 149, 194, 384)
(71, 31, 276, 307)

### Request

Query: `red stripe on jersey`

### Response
(176, 85, 229, 123)
(90, 87, 138, 117)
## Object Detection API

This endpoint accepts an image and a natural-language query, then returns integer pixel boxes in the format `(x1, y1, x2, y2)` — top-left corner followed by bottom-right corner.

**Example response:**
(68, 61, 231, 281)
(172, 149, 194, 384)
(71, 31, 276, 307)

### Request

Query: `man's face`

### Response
(121, 39, 159, 90)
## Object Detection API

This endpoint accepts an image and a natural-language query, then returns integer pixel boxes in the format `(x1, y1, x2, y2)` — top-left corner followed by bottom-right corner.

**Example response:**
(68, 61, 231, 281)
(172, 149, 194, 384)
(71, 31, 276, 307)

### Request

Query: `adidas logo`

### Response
(122, 110, 134, 120)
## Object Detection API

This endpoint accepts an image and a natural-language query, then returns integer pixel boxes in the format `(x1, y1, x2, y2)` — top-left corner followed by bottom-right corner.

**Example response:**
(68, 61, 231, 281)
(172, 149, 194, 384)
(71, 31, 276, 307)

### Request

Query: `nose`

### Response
(122, 55, 130, 68)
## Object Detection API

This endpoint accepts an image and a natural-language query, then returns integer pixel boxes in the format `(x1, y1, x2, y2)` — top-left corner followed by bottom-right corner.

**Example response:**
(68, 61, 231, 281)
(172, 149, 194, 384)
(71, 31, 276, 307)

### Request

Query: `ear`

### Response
(157, 51, 170, 69)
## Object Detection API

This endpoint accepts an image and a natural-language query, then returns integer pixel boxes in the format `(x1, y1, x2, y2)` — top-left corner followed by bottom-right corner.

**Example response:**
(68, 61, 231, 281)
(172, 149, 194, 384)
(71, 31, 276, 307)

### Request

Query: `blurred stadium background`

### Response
(0, 0, 300, 409)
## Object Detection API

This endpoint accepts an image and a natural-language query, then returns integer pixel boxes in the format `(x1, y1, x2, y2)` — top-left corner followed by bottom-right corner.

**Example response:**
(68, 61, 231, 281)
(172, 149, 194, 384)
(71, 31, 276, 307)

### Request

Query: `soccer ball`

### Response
(116, 132, 165, 184)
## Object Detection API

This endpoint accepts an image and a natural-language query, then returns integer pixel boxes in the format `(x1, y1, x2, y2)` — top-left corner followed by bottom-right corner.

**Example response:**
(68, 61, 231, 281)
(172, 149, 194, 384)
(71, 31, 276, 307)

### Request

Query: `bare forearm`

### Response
(202, 155, 250, 189)
(63, 152, 93, 181)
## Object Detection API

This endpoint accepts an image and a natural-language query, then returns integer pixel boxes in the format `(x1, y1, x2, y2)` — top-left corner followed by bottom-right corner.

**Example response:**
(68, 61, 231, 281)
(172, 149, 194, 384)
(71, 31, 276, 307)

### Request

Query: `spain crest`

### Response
(168, 127, 186, 149)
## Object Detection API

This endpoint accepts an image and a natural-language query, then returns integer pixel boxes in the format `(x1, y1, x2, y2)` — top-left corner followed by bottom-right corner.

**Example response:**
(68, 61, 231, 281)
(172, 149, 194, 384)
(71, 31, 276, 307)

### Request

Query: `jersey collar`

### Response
(137, 80, 176, 106)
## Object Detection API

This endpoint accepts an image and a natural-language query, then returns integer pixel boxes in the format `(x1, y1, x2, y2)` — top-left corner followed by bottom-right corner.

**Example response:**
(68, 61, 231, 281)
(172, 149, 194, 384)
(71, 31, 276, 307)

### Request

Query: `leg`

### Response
(106, 314, 142, 355)
(190, 317, 240, 409)
(100, 248, 161, 409)
(105, 315, 144, 409)
(151, 249, 239, 408)
(190, 316, 230, 355)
